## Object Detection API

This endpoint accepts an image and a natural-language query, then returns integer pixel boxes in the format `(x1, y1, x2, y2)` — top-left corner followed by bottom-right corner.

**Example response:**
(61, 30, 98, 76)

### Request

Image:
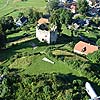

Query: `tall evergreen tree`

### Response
(77, 0, 89, 15)
(46, 0, 59, 13)
(50, 10, 62, 33)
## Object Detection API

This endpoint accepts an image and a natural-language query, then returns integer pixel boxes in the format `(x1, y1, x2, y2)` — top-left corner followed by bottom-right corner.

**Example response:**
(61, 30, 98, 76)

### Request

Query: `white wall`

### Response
(36, 26, 50, 44)
(59, 0, 67, 3)
(36, 26, 58, 44)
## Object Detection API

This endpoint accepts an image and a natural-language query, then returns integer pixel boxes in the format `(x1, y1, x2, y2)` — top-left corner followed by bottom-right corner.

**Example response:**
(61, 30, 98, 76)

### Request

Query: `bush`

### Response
(86, 50, 100, 64)
(96, 38, 100, 46)
(0, 70, 88, 100)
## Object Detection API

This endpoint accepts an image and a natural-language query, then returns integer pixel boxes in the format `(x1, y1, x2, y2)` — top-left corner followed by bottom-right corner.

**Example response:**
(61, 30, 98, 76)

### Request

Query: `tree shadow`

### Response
(84, 62, 100, 95)
(0, 38, 48, 62)
(54, 73, 88, 99)
(0, 49, 17, 62)
(56, 34, 80, 44)
(4, 9, 18, 16)
(79, 35, 97, 45)
(0, 34, 85, 62)
(9, 68, 24, 73)
(7, 34, 32, 43)
(7, 35, 24, 43)
(55, 73, 100, 97)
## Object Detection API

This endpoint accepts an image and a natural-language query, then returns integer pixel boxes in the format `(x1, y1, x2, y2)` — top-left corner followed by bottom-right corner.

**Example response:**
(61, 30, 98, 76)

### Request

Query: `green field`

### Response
(0, 0, 46, 17)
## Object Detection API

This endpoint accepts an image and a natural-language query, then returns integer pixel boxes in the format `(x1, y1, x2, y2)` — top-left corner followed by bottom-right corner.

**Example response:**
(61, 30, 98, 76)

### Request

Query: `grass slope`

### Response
(9, 54, 79, 75)
(0, 0, 46, 17)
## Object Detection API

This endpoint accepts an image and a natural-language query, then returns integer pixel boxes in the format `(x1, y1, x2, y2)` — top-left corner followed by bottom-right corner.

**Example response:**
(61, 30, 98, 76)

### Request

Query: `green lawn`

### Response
(0, 0, 46, 17)
(62, 24, 72, 36)
(8, 54, 79, 75)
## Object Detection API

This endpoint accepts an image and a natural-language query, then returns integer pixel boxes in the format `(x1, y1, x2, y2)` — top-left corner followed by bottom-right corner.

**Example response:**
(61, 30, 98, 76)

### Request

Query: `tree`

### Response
(50, 8, 73, 34)
(26, 8, 43, 24)
(65, 10, 73, 25)
(22, 25, 30, 34)
(0, 16, 14, 31)
(46, 0, 59, 13)
(0, 23, 6, 49)
(77, 0, 89, 15)
(50, 10, 62, 34)
(60, 9, 73, 25)
(18, 12, 24, 18)
(96, 38, 100, 46)
(87, 50, 100, 64)
(91, 15, 100, 26)
(27, 8, 33, 19)
(6, 16, 15, 30)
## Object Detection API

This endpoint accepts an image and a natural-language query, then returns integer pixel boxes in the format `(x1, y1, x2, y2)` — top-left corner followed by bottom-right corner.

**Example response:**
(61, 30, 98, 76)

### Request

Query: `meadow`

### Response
(0, 0, 46, 17)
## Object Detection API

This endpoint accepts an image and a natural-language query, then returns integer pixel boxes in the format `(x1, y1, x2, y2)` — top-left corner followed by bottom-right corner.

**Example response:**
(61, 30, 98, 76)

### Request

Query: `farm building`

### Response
(74, 41, 98, 55)
(36, 18, 58, 44)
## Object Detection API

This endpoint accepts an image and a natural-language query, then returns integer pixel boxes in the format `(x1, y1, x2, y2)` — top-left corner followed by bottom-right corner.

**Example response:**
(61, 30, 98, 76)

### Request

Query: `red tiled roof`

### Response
(74, 41, 98, 55)
(38, 18, 49, 24)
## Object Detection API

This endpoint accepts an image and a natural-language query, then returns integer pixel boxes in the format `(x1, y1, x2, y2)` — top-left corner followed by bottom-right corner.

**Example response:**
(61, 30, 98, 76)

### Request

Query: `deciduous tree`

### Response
(46, 0, 59, 13)
(77, 0, 89, 15)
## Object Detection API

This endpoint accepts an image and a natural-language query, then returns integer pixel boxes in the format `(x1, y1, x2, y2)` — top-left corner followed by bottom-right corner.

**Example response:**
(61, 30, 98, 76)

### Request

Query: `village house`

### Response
(16, 16, 28, 27)
(87, 7, 98, 16)
(36, 18, 58, 44)
(74, 41, 98, 55)
(59, 0, 73, 3)
(87, 0, 100, 6)
(70, 3, 77, 13)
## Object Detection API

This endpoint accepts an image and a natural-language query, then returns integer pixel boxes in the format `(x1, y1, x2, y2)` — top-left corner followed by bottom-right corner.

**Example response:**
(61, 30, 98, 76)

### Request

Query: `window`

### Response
(42, 39, 44, 41)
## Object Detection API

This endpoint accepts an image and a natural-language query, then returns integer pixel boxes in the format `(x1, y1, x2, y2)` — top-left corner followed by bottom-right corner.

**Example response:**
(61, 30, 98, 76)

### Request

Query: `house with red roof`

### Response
(37, 18, 49, 25)
(74, 41, 98, 55)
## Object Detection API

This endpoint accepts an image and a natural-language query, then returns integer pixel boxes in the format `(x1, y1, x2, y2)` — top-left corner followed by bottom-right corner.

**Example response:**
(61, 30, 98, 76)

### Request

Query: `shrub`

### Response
(96, 38, 100, 46)
(86, 50, 100, 64)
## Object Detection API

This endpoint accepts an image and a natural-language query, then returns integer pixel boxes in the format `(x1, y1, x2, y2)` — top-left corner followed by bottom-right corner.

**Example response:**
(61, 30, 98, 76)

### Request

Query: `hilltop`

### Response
(0, 0, 100, 99)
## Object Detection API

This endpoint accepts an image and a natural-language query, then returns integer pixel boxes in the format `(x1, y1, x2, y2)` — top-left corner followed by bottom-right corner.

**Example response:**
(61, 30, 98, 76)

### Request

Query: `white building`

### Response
(59, 0, 67, 3)
(36, 18, 58, 44)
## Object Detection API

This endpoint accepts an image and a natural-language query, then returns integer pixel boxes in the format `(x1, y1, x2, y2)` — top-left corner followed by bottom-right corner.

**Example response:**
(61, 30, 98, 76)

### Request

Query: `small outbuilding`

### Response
(74, 41, 98, 55)
(16, 16, 28, 27)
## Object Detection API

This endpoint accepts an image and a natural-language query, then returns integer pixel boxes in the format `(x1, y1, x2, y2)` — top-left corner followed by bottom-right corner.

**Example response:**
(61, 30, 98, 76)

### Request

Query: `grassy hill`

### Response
(0, 0, 100, 98)
(0, 0, 46, 17)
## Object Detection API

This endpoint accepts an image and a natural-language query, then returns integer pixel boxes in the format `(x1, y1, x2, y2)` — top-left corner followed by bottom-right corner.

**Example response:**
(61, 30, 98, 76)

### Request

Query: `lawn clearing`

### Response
(8, 53, 80, 75)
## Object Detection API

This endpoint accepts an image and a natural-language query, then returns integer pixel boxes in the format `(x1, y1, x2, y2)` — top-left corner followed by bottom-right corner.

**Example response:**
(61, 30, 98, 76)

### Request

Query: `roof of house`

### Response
(38, 18, 49, 24)
(20, 16, 28, 23)
(74, 41, 98, 55)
